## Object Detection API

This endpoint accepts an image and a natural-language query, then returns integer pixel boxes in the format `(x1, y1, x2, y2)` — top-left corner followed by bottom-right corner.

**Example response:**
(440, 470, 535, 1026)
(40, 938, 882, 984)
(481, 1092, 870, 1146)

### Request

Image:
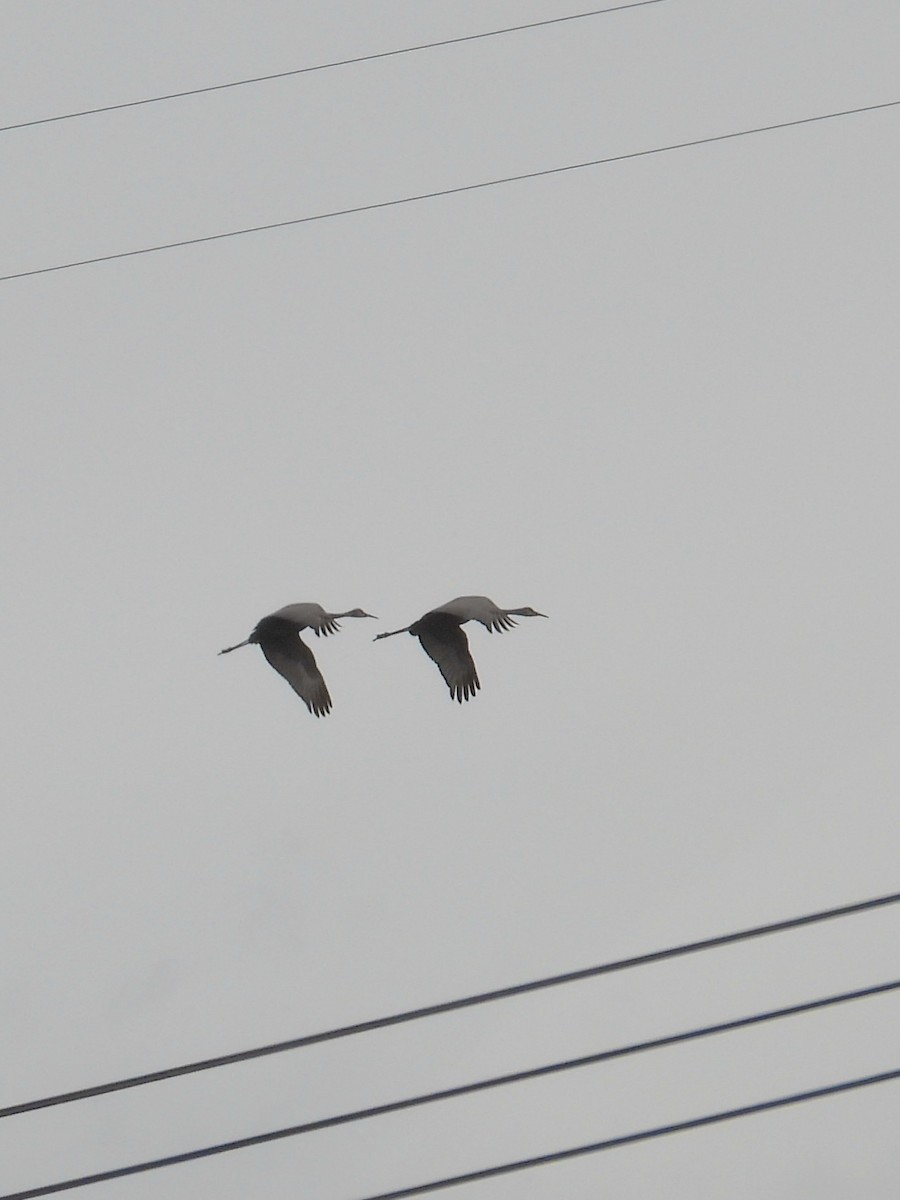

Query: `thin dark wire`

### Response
(356, 1070, 900, 1200)
(2, 890, 898, 1121)
(2, 980, 896, 1199)
(2, 97, 899, 284)
(0, 2, 666, 133)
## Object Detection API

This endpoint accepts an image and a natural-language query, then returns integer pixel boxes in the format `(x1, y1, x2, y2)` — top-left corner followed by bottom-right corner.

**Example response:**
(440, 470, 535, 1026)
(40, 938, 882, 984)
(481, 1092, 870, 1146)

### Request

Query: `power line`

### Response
(3, 97, 897, 284)
(355, 1069, 900, 1200)
(0, 3, 666, 135)
(2, 889, 898, 1120)
(2, 979, 896, 1198)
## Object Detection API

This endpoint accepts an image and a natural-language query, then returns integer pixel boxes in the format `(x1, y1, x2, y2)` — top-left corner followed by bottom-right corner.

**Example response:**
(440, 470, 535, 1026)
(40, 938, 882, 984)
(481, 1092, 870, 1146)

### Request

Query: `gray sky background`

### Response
(2, 2, 900, 1196)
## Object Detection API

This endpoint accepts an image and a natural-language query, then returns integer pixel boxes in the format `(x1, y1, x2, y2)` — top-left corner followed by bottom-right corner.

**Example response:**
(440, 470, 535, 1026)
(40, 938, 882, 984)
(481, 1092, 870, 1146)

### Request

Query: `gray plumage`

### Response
(219, 603, 376, 716)
(374, 596, 547, 702)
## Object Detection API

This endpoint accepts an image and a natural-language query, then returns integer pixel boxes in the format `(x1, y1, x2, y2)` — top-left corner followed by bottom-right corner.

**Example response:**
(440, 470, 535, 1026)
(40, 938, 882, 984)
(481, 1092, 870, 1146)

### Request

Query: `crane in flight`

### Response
(374, 596, 546, 702)
(219, 603, 376, 716)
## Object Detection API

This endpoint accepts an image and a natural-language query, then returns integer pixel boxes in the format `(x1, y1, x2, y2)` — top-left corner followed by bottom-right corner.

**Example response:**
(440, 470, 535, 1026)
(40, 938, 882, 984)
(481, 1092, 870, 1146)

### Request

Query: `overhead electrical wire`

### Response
(3, 97, 898, 284)
(353, 1069, 900, 1200)
(0, 2, 667, 134)
(2, 889, 898, 1120)
(2, 980, 897, 1198)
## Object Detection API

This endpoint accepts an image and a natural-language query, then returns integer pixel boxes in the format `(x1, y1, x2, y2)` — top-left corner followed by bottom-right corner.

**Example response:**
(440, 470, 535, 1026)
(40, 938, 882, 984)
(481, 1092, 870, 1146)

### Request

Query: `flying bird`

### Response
(219, 603, 376, 716)
(374, 596, 547, 702)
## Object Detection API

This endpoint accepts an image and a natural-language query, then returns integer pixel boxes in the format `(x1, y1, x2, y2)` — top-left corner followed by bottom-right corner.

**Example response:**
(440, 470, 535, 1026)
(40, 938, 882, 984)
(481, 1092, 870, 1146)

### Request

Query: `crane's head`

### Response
(511, 606, 548, 618)
(342, 608, 377, 619)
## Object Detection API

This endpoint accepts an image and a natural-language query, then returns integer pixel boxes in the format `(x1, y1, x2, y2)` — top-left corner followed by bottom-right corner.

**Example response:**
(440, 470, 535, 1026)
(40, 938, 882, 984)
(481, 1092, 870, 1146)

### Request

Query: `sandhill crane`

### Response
(374, 596, 547, 702)
(219, 603, 376, 717)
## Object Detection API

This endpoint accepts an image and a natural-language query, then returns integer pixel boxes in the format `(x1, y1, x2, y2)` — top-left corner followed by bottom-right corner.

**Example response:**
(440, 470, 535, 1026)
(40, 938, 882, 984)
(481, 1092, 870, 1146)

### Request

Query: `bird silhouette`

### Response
(220, 603, 376, 716)
(374, 596, 546, 702)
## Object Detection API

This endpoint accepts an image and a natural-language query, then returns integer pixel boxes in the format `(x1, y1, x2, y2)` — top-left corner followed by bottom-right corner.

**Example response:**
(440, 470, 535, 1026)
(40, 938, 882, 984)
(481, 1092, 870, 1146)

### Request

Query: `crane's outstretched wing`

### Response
(414, 614, 481, 703)
(483, 612, 517, 633)
(269, 603, 341, 638)
(257, 624, 332, 717)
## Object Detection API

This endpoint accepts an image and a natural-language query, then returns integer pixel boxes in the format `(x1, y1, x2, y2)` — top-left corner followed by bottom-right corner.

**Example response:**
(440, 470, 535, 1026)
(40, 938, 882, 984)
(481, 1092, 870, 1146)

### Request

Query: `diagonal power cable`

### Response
(1, 979, 898, 1198)
(2, 889, 899, 1121)
(3, 98, 898, 283)
(0, 3, 667, 134)
(354, 1069, 900, 1200)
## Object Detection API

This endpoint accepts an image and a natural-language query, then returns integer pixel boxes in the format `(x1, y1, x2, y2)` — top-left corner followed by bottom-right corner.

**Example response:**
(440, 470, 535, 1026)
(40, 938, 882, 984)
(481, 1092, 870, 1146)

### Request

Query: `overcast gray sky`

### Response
(3, 2, 900, 1197)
